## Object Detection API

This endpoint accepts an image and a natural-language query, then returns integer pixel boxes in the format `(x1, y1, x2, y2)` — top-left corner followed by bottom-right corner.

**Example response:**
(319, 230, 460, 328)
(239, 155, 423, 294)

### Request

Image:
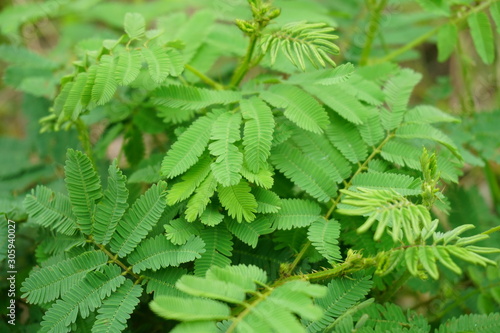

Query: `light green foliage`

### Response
(5, 0, 500, 332)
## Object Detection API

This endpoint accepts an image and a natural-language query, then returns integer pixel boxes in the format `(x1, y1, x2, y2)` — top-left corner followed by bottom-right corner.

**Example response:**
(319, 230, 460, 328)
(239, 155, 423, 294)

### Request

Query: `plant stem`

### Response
(284, 133, 395, 275)
(483, 159, 500, 209)
(371, 0, 499, 64)
(378, 270, 411, 303)
(184, 64, 225, 90)
(94, 242, 140, 279)
(75, 119, 95, 166)
(230, 34, 258, 87)
(456, 34, 476, 116)
(359, 0, 388, 66)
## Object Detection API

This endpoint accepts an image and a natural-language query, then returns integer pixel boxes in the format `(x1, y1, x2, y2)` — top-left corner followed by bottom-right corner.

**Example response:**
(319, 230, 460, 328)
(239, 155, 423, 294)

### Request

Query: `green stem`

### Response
(283, 133, 395, 275)
(378, 270, 412, 303)
(456, 34, 476, 116)
(371, 0, 498, 64)
(94, 242, 140, 279)
(75, 119, 95, 167)
(483, 159, 500, 208)
(184, 64, 225, 90)
(230, 34, 258, 87)
(359, 0, 388, 66)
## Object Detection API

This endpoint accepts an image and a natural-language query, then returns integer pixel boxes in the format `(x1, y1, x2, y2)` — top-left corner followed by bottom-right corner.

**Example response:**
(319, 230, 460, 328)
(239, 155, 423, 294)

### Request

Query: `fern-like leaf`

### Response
(93, 161, 129, 245)
(91, 280, 143, 333)
(166, 155, 212, 205)
(124, 12, 145, 40)
(142, 45, 171, 84)
(164, 217, 201, 245)
(24, 185, 78, 236)
(21, 251, 108, 304)
(185, 172, 218, 222)
(305, 274, 372, 332)
(115, 50, 142, 85)
(270, 199, 321, 230)
(218, 180, 258, 223)
(271, 142, 337, 202)
(142, 268, 187, 298)
(226, 216, 274, 248)
(91, 55, 117, 105)
(290, 129, 351, 184)
(110, 181, 167, 258)
(153, 85, 241, 110)
(39, 265, 125, 333)
(194, 226, 233, 276)
(260, 84, 329, 134)
(307, 218, 341, 264)
(302, 84, 370, 125)
(161, 112, 216, 179)
(150, 296, 230, 321)
(64, 149, 102, 235)
(325, 115, 367, 164)
(128, 235, 205, 273)
(382, 69, 422, 130)
(261, 22, 339, 70)
(240, 97, 275, 173)
(209, 112, 243, 186)
(437, 313, 500, 333)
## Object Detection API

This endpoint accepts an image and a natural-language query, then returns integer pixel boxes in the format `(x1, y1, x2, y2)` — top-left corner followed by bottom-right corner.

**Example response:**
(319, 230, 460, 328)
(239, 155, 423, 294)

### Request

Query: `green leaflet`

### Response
(109, 181, 168, 258)
(150, 296, 230, 321)
(64, 149, 102, 235)
(253, 188, 281, 214)
(92, 280, 143, 333)
(166, 154, 212, 205)
(270, 199, 321, 230)
(226, 216, 274, 248)
(307, 218, 341, 264)
(395, 123, 459, 157)
(128, 235, 205, 273)
(20, 251, 109, 304)
(115, 50, 142, 85)
(142, 268, 188, 298)
(218, 180, 257, 223)
(240, 97, 275, 173)
(194, 226, 233, 276)
(359, 113, 385, 148)
(63, 73, 88, 120)
(468, 12, 495, 65)
(436, 313, 500, 333)
(153, 85, 241, 110)
(124, 12, 145, 40)
(381, 68, 422, 130)
(302, 84, 370, 125)
(286, 63, 355, 86)
(209, 112, 243, 186)
(161, 112, 217, 179)
(491, 2, 500, 34)
(91, 55, 118, 105)
(185, 172, 218, 222)
(142, 45, 171, 83)
(39, 265, 125, 333)
(164, 217, 201, 245)
(325, 115, 367, 164)
(291, 128, 351, 183)
(93, 161, 129, 245)
(260, 84, 329, 134)
(437, 23, 458, 62)
(24, 185, 78, 236)
(271, 141, 338, 202)
(305, 274, 372, 332)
